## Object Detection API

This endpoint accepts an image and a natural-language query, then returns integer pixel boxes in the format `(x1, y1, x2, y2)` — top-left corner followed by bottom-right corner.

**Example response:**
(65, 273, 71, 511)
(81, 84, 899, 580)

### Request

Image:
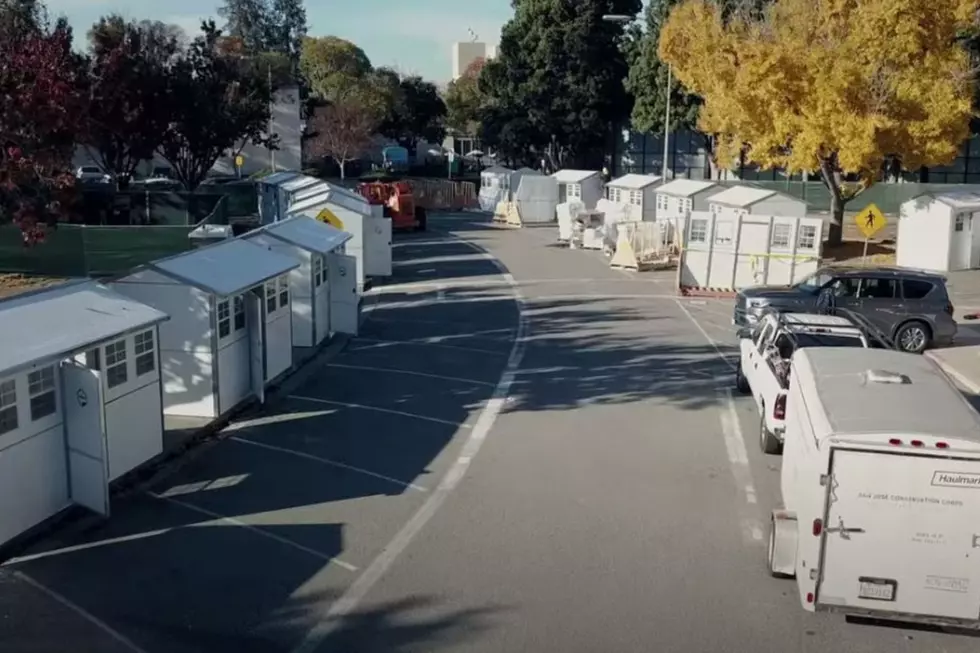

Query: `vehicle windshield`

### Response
(795, 333, 865, 348)
(793, 271, 833, 294)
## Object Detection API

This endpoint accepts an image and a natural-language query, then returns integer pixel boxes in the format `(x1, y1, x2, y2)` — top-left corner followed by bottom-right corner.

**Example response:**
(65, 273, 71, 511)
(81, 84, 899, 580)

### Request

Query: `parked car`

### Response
(733, 266, 956, 354)
(735, 311, 874, 454)
(75, 165, 111, 184)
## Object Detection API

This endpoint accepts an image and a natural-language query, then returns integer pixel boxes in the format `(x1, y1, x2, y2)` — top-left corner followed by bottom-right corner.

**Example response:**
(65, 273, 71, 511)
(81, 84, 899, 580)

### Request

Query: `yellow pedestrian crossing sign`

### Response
(854, 203, 886, 239)
(316, 207, 344, 230)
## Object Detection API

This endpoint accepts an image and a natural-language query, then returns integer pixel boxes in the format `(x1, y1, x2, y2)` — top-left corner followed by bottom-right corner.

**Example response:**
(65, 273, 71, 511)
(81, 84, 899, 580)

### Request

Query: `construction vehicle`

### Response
(357, 180, 427, 231)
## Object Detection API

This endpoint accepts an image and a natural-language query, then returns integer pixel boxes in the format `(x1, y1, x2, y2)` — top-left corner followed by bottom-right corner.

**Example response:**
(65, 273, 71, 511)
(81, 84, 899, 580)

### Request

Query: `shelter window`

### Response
(217, 299, 231, 339)
(609, 188, 621, 202)
(628, 190, 642, 206)
(656, 194, 667, 211)
(313, 256, 324, 287)
(278, 275, 290, 308)
(955, 213, 966, 232)
(0, 378, 18, 435)
(770, 223, 792, 248)
(233, 295, 246, 331)
(105, 338, 128, 389)
(568, 184, 581, 198)
(28, 366, 56, 421)
(797, 225, 817, 249)
(265, 281, 277, 314)
(134, 329, 156, 376)
(689, 219, 708, 243)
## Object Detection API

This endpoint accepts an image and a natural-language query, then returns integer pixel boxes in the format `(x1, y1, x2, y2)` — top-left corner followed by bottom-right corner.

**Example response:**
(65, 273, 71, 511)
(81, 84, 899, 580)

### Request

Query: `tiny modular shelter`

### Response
(112, 239, 299, 421)
(285, 180, 392, 291)
(479, 165, 512, 211)
(256, 171, 321, 224)
(605, 174, 662, 222)
(897, 191, 980, 272)
(553, 169, 603, 209)
(242, 215, 360, 346)
(514, 175, 560, 224)
(706, 185, 808, 220)
(0, 281, 168, 545)
(655, 179, 720, 221)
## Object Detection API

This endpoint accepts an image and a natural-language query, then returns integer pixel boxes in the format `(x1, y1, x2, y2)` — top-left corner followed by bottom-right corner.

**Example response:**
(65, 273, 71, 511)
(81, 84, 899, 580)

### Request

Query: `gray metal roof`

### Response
(150, 239, 299, 297)
(795, 347, 980, 443)
(0, 280, 168, 374)
(249, 215, 352, 255)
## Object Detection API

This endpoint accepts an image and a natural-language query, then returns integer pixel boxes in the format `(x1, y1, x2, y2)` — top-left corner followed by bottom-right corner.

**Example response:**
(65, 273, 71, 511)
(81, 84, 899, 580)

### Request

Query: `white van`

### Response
(769, 347, 980, 627)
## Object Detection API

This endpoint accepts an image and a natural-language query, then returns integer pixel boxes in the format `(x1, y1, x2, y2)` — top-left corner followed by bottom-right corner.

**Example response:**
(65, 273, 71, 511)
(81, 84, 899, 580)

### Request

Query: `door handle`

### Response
(824, 517, 865, 540)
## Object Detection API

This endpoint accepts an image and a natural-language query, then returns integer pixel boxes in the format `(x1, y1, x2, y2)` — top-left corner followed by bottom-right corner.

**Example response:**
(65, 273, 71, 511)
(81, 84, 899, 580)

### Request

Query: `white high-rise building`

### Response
(452, 41, 491, 80)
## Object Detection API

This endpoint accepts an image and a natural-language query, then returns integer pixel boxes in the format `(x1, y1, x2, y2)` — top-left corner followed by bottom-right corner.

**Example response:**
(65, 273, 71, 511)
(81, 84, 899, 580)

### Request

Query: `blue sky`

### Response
(45, 0, 516, 82)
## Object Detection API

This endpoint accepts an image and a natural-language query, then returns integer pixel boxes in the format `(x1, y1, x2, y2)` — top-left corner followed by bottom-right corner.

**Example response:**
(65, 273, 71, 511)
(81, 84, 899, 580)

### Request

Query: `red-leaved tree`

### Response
(307, 99, 377, 179)
(0, 22, 86, 243)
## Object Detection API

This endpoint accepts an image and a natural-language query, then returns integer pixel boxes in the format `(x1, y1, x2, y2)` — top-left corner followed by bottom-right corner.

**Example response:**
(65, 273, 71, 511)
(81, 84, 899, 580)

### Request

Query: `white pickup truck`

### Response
(735, 312, 870, 454)
(769, 347, 980, 629)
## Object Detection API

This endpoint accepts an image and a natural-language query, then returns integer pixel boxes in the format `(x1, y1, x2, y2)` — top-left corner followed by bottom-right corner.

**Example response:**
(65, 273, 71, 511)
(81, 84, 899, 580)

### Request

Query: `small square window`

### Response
(105, 339, 128, 388)
(265, 281, 277, 314)
(134, 329, 155, 376)
(771, 223, 792, 248)
(955, 213, 966, 232)
(278, 275, 289, 307)
(27, 366, 56, 421)
(689, 219, 708, 243)
(798, 225, 817, 249)
(0, 379, 17, 435)
(233, 295, 246, 331)
(217, 299, 231, 338)
(313, 257, 324, 287)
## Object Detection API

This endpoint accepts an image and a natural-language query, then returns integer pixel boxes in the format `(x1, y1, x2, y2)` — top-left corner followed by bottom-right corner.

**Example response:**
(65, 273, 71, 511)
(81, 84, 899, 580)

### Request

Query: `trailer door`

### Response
(818, 449, 980, 620)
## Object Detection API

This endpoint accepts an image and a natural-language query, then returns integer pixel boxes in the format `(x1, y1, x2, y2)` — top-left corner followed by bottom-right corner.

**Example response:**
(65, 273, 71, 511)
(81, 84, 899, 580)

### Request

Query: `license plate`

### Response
(858, 577, 897, 601)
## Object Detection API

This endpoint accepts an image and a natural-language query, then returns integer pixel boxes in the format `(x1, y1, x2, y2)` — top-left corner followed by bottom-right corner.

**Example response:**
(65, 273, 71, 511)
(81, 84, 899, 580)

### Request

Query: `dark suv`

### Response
(732, 266, 956, 353)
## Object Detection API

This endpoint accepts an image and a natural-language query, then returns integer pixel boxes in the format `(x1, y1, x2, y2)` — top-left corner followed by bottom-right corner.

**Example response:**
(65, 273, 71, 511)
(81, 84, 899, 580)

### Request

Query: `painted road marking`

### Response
(11, 570, 151, 653)
(289, 395, 472, 429)
(325, 363, 496, 388)
(675, 299, 736, 370)
(376, 277, 666, 292)
(229, 438, 428, 492)
(347, 337, 509, 357)
(147, 492, 358, 571)
(719, 389, 764, 545)
(4, 529, 174, 565)
(287, 228, 530, 653)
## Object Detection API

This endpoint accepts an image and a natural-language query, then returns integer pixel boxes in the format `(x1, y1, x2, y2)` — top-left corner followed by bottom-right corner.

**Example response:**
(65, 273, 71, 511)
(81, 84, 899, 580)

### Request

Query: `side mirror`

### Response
(736, 327, 753, 339)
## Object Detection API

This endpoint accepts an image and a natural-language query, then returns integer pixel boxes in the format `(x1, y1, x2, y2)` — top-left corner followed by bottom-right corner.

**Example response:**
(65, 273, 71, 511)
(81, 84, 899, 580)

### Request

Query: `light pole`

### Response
(602, 13, 672, 179)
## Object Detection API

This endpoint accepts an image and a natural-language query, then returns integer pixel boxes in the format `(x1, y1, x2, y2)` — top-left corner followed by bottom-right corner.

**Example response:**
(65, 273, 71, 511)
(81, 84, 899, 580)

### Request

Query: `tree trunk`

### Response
(818, 156, 845, 247)
(702, 134, 720, 180)
(339, 160, 346, 179)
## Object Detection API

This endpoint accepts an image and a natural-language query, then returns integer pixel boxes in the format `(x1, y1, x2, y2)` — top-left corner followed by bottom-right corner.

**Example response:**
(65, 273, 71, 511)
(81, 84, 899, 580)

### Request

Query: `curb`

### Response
(927, 350, 980, 395)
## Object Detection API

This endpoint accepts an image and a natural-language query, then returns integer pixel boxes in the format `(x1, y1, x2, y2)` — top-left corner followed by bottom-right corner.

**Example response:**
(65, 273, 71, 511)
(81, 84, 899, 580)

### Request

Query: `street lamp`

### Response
(602, 13, 672, 180)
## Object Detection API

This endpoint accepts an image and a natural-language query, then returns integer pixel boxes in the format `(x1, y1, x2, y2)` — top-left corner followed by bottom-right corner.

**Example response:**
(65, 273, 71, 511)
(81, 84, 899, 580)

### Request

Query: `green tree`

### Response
(299, 35, 372, 103)
(444, 57, 485, 137)
(267, 0, 306, 61)
(216, 0, 268, 52)
(478, 0, 641, 169)
(381, 75, 446, 147)
(157, 21, 273, 190)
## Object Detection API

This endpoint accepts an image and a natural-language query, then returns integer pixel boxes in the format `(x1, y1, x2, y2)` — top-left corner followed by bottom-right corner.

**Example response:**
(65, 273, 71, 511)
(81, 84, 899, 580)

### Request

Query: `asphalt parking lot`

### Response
(0, 224, 520, 653)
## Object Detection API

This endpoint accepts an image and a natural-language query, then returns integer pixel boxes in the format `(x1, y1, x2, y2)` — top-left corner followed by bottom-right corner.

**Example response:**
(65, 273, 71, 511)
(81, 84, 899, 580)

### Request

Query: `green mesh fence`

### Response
(729, 181, 980, 215)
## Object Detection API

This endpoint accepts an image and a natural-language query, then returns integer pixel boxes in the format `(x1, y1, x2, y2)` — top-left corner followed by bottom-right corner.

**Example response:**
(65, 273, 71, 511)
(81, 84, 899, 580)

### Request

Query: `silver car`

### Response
(733, 266, 957, 354)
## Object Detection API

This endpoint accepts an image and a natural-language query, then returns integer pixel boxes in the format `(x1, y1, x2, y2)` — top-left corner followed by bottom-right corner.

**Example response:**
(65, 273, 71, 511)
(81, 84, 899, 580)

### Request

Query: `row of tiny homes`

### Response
(0, 216, 359, 548)
(256, 171, 392, 291)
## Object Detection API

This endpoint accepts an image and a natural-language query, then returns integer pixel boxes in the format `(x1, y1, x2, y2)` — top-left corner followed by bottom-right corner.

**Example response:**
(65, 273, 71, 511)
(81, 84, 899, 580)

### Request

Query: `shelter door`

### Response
(247, 289, 266, 403)
(328, 253, 359, 335)
(60, 361, 110, 517)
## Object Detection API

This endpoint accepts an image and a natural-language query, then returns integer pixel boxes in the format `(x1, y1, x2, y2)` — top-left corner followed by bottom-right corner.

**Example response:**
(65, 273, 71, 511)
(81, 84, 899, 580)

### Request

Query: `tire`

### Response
(767, 516, 795, 579)
(894, 320, 931, 354)
(415, 206, 427, 232)
(759, 410, 782, 455)
(735, 362, 751, 394)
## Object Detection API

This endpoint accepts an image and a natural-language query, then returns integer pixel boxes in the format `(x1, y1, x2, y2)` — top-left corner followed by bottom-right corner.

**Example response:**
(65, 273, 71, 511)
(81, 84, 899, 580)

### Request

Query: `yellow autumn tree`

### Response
(659, 0, 979, 244)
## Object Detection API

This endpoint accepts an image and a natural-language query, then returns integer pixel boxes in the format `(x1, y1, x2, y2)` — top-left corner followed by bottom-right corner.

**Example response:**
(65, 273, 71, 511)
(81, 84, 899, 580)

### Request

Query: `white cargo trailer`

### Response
(770, 346, 980, 628)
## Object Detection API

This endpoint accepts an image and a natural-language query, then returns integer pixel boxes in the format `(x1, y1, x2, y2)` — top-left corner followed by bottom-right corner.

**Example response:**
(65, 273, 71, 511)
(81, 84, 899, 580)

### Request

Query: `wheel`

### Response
(759, 411, 782, 455)
(894, 320, 930, 354)
(767, 516, 795, 579)
(414, 206, 427, 232)
(735, 362, 751, 394)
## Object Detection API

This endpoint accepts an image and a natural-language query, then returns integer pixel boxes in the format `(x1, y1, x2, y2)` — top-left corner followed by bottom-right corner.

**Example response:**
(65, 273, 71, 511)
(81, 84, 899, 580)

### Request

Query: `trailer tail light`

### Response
(773, 395, 787, 420)
(812, 519, 823, 536)
(945, 302, 955, 316)
(806, 592, 814, 604)
(910, 439, 924, 447)
(888, 438, 902, 445)
(936, 441, 949, 449)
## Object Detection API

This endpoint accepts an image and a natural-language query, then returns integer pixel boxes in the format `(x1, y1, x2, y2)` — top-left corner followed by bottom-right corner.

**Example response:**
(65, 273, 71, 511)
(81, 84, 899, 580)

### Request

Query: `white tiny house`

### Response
(655, 179, 720, 221)
(897, 191, 980, 272)
(605, 173, 662, 222)
(242, 215, 359, 346)
(707, 186, 808, 220)
(479, 165, 512, 211)
(0, 281, 168, 545)
(286, 181, 392, 291)
(552, 169, 603, 209)
(112, 239, 299, 421)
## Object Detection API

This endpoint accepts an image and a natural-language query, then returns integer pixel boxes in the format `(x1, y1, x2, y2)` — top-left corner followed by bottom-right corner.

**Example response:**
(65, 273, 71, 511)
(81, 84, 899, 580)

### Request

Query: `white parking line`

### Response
(718, 389, 765, 545)
(326, 363, 496, 388)
(11, 570, 151, 653)
(147, 492, 358, 571)
(229, 438, 428, 492)
(288, 395, 471, 429)
(288, 228, 530, 653)
(347, 337, 508, 357)
(675, 299, 736, 370)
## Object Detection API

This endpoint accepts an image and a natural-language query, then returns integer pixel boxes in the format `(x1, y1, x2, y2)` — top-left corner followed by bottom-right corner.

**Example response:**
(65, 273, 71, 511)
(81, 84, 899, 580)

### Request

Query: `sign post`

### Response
(234, 154, 245, 179)
(853, 203, 887, 265)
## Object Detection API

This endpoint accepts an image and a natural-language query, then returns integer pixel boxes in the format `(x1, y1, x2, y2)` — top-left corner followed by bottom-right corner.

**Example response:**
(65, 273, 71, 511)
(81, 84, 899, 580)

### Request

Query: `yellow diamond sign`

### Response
(316, 207, 344, 230)
(854, 203, 886, 239)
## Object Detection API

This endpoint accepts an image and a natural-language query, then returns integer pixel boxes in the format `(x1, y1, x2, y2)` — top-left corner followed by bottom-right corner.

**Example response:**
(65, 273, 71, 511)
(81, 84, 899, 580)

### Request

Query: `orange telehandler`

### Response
(356, 181, 427, 231)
